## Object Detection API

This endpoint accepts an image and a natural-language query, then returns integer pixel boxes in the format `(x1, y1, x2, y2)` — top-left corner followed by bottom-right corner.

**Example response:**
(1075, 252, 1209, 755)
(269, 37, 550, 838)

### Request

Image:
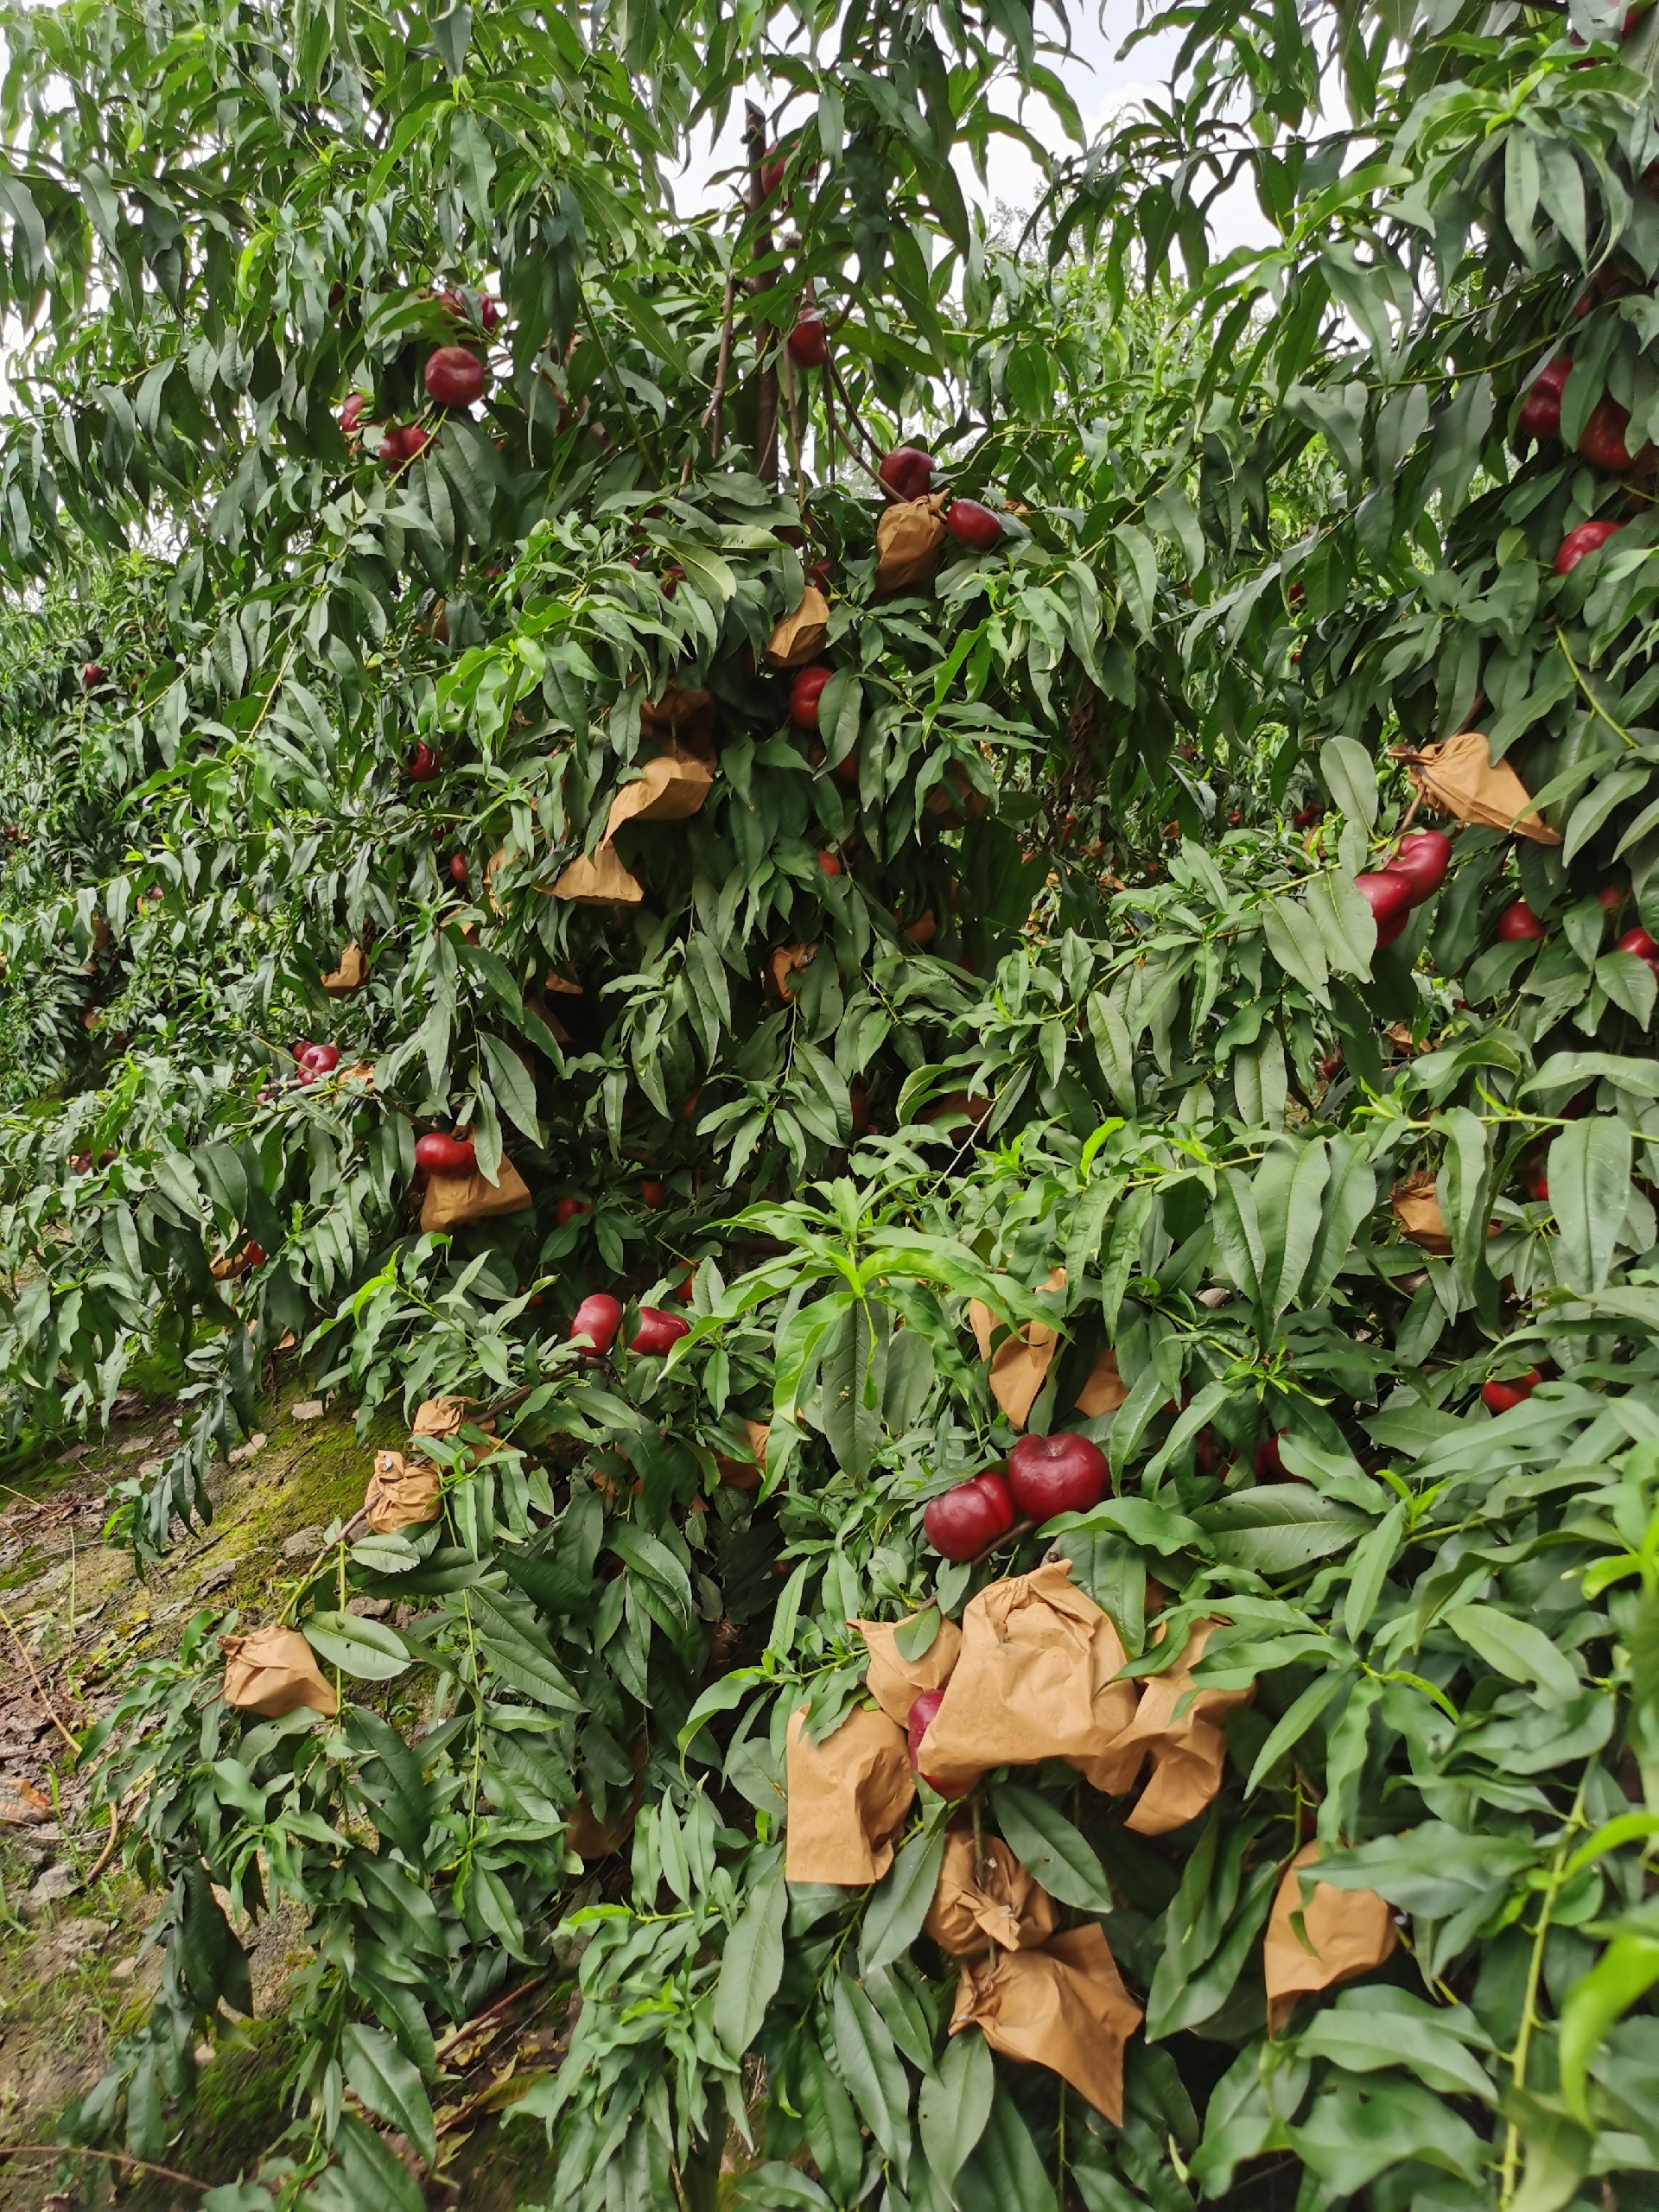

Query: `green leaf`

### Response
(918, 2029, 994, 2190)
(714, 1852, 787, 2057)
(1320, 737, 1378, 830)
(1559, 1934, 1659, 2120)
(1195, 1491, 1371, 1573)
(1548, 1116, 1633, 1292)
(861, 1823, 947, 1976)
(990, 1782, 1115, 1910)
(1444, 1604, 1581, 1706)
(303, 1611, 410, 1681)
(342, 2022, 437, 2165)
(830, 1971, 909, 2165)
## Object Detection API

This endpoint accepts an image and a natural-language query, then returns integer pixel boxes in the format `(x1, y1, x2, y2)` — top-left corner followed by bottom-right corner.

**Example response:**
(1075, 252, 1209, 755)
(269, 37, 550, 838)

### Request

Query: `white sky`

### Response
(671, 3, 1276, 257)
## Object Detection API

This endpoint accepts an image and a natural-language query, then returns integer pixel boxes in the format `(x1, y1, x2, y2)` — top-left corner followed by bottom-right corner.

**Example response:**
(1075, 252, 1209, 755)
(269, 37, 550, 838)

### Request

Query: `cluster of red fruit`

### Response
(1351, 829, 1452, 945)
(1522, 346, 1656, 574)
(567, 1293, 690, 1358)
(875, 444, 1005, 549)
(1490, 883, 1658, 971)
(339, 332, 490, 467)
(922, 1432, 1109, 1560)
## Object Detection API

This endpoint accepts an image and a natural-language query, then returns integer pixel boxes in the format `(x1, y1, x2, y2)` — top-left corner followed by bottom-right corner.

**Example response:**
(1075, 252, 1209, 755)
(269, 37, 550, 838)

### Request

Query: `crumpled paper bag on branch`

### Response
(1264, 1842, 1397, 2033)
(603, 747, 714, 836)
(925, 1831, 1058, 1956)
(321, 943, 366, 995)
(853, 1610, 963, 1726)
(1395, 729, 1560, 844)
(968, 1265, 1066, 1428)
(363, 1449, 442, 1535)
(765, 585, 830, 670)
(1389, 1171, 1497, 1258)
(918, 1561, 1137, 1780)
(876, 497, 947, 594)
(714, 1416, 770, 1492)
(639, 683, 717, 763)
(1075, 1347, 1128, 1418)
(1099, 1621, 1253, 1834)
(785, 1705, 914, 1885)
(950, 1922, 1143, 2123)
(766, 942, 818, 1002)
(223, 1626, 337, 1719)
(420, 1154, 534, 1232)
(548, 841, 645, 908)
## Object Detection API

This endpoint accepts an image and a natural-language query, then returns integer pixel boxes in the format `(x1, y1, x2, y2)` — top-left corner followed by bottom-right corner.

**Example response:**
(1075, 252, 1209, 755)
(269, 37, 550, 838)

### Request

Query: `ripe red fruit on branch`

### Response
(1005, 1432, 1109, 1521)
(639, 1178, 665, 1208)
(1578, 393, 1655, 474)
(922, 1469, 1015, 1560)
(1599, 883, 1625, 913)
(1354, 869, 1414, 946)
(340, 392, 369, 436)
(424, 346, 487, 409)
(787, 315, 828, 368)
(83, 662, 103, 687)
(944, 499, 1003, 551)
(414, 1133, 476, 1174)
(405, 741, 442, 782)
(1482, 1370, 1541, 1414)
(244, 1242, 266, 1269)
(399, 423, 431, 461)
(789, 665, 833, 728)
(1616, 925, 1659, 976)
(630, 1306, 690, 1355)
(448, 851, 467, 885)
(1517, 355, 1571, 444)
(1497, 899, 1547, 942)
(817, 850, 842, 876)
(299, 1044, 340, 1073)
(760, 151, 787, 195)
(1555, 518, 1624, 575)
(1293, 803, 1325, 829)
(1389, 831, 1452, 903)
(555, 1196, 591, 1225)
(878, 446, 933, 500)
(569, 1294, 623, 1356)
(906, 1691, 960, 1796)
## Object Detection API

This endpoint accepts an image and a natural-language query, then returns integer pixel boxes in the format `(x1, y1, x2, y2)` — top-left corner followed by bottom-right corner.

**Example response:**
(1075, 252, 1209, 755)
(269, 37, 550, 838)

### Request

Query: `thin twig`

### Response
(0, 1603, 79, 1755)
(0, 2143, 207, 2192)
(84, 1800, 121, 1886)
(745, 102, 779, 486)
(699, 269, 740, 462)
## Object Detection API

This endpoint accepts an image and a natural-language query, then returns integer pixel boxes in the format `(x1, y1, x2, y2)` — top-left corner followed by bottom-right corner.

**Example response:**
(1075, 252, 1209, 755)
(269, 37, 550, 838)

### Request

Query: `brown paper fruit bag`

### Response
(1390, 1171, 1451, 1254)
(1398, 729, 1561, 845)
(1106, 1622, 1253, 1834)
(785, 1705, 915, 1885)
(420, 1154, 534, 1232)
(1265, 1842, 1398, 2033)
(713, 1416, 770, 1492)
(1075, 1347, 1128, 1419)
(765, 585, 831, 671)
(925, 1832, 1058, 1955)
(967, 1265, 1066, 1429)
(321, 942, 367, 995)
(223, 1626, 338, 1719)
(766, 942, 819, 1002)
(411, 1395, 494, 1446)
(364, 1449, 442, 1535)
(603, 749, 715, 836)
(641, 685, 716, 765)
(548, 842, 645, 907)
(950, 1923, 1143, 2123)
(853, 1610, 963, 1726)
(876, 497, 947, 594)
(918, 1560, 1137, 1777)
